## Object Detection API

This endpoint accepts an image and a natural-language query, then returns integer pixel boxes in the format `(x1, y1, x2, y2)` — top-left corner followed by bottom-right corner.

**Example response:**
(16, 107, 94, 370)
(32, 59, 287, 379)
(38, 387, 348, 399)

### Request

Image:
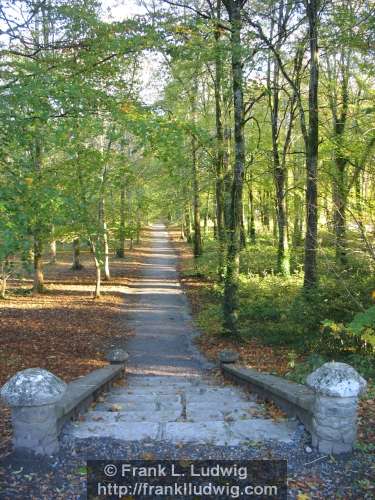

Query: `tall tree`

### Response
(303, 0, 320, 288)
(222, 0, 247, 335)
(213, 0, 228, 280)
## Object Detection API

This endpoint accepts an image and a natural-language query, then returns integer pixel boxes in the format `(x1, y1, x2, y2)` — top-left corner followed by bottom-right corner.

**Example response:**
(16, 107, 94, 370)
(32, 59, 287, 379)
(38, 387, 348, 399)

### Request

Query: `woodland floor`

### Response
(169, 228, 375, 495)
(0, 230, 374, 499)
(0, 243, 144, 458)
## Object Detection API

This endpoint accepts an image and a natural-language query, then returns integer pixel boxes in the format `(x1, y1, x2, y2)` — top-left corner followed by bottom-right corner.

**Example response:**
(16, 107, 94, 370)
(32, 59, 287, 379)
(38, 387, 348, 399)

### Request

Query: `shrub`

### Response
(286, 353, 327, 384)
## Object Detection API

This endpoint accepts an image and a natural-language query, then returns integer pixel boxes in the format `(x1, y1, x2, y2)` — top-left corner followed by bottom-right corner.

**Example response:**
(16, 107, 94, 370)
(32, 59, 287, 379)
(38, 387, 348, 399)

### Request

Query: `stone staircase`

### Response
(69, 225, 298, 447)
(70, 374, 298, 446)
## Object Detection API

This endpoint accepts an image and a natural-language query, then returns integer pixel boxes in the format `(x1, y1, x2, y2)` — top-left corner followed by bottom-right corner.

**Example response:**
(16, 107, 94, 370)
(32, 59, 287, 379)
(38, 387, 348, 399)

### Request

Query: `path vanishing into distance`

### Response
(69, 224, 298, 446)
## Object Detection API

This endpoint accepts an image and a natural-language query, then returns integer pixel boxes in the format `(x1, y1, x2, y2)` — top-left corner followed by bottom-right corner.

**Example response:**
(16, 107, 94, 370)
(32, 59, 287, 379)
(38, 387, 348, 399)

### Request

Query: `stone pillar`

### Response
(219, 350, 240, 366)
(1, 368, 67, 455)
(106, 348, 129, 366)
(306, 362, 367, 454)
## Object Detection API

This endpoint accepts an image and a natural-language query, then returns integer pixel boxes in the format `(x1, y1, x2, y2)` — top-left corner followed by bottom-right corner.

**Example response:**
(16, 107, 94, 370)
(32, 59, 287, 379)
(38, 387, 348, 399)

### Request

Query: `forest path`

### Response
(69, 224, 298, 445)
(124, 223, 212, 376)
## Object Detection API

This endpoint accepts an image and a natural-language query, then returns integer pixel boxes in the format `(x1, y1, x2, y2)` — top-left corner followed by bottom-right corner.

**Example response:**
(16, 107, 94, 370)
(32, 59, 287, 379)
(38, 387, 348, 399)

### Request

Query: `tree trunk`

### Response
(191, 82, 203, 258)
(1, 276, 6, 299)
(94, 265, 101, 298)
(90, 239, 101, 298)
(192, 140, 202, 257)
(223, 127, 232, 230)
(72, 238, 84, 270)
(116, 186, 126, 258)
(324, 46, 351, 266)
(267, 5, 291, 276)
(247, 179, 256, 244)
(33, 237, 45, 293)
(214, 0, 227, 281)
(303, 0, 320, 289)
(273, 126, 290, 275)
(203, 191, 210, 236)
(185, 208, 192, 243)
(136, 218, 141, 244)
(292, 164, 303, 246)
(272, 208, 278, 242)
(274, 142, 290, 273)
(99, 196, 110, 281)
(1, 263, 7, 299)
(213, 218, 218, 239)
(355, 174, 364, 231)
(332, 159, 347, 265)
(50, 240, 57, 264)
(240, 201, 246, 249)
(180, 220, 185, 240)
(275, 164, 290, 275)
(223, 0, 246, 336)
(103, 229, 110, 280)
(32, 132, 45, 293)
(260, 190, 271, 230)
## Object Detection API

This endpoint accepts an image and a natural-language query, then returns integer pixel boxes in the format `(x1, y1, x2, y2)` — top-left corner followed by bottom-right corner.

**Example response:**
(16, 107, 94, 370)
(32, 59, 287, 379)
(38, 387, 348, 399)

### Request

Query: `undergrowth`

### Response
(183, 233, 375, 380)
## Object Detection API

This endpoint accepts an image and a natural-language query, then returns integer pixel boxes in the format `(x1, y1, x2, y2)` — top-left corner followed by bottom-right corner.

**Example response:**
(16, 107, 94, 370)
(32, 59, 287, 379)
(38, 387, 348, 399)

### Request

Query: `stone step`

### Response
(110, 387, 187, 397)
(71, 417, 298, 446)
(84, 409, 182, 423)
(72, 421, 160, 441)
(125, 376, 203, 388)
(92, 400, 180, 413)
(105, 390, 250, 405)
(185, 392, 252, 405)
(110, 383, 228, 397)
(92, 398, 259, 418)
(164, 419, 298, 446)
(104, 394, 182, 405)
(227, 418, 298, 445)
(84, 402, 261, 424)
(111, 385, 253, 400)
(186, 402, 261, 421)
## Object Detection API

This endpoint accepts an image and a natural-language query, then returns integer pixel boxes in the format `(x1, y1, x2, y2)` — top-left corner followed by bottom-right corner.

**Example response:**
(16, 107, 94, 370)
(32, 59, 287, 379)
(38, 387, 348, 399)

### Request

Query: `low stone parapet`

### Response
(56, 364, 126, 432)
(220, 353, 367, 454)
(0, 349, 128, 455)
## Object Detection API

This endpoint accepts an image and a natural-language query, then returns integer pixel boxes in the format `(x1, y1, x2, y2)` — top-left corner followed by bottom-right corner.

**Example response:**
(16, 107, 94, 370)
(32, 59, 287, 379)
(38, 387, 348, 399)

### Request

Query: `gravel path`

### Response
(1, 429, 374, 499)
(119, 223, 212, 376)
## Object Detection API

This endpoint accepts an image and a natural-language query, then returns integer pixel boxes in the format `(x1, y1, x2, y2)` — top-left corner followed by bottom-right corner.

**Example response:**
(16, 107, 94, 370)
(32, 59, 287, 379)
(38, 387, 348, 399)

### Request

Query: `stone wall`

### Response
(0, 349, 127, 456)
(220, 354, 367, 454)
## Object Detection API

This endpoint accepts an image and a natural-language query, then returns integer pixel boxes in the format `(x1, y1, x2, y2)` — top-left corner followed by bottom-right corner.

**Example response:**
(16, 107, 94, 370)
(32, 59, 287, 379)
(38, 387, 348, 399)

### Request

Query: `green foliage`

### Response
(184, 227, 375, 377)
(197, 303, 223, 337)
(124, 221, 139, 240)
(0, 0, 374, 357)
(286, 354, 327, 384)
(348, 306, 375, 345)
(183, 239, 219, 280)
(345, 353, 375, 380)
(318, 305, 375, 357)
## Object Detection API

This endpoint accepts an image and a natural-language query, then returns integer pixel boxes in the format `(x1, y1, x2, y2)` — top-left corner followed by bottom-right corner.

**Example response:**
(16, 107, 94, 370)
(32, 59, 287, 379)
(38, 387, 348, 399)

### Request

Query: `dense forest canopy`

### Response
(0, 1, 374, 361)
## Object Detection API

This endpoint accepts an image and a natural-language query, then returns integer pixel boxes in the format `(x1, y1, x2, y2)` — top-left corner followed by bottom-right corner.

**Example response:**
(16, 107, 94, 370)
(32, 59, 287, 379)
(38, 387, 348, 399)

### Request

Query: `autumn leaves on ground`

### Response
(1, 229, 374, 465)
(0, 243, 144, 457)
(0, 231, 284, 458)
(0, 231, 290, 457)
(170, 229, 375, 457)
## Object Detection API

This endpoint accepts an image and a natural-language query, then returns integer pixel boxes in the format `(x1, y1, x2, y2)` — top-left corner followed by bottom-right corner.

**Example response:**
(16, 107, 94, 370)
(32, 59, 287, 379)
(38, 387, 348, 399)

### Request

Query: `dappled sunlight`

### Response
(0, 0, 373, 491)
(129, 287, 182, 295)
(127, 366, 200, 377)
(126, 308, 181, 315)
(129, 279, 180, 292)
